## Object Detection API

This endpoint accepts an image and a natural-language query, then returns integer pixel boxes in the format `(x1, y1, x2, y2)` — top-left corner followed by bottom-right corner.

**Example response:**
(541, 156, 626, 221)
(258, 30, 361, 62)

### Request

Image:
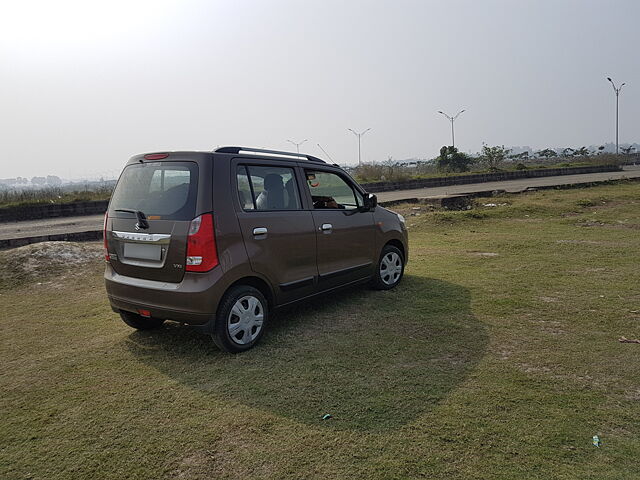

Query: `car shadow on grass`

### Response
(125, 275, 487, 432)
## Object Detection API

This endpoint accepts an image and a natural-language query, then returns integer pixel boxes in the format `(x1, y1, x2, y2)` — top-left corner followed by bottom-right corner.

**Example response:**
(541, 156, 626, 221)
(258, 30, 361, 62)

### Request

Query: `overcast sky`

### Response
(1, 0, 638, 179)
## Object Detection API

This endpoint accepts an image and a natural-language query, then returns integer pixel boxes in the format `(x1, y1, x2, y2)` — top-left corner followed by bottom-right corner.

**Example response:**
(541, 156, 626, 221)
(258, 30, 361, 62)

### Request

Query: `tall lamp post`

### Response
(437, 109, 465, 148)
(348, 128, 371, 165)
(606, 77, 625, 155)
(286, 139, 307, 154)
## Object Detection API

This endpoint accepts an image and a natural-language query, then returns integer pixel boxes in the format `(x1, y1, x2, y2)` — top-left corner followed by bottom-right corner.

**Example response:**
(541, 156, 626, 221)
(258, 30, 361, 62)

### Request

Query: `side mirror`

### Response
(363, 193, 377, 210)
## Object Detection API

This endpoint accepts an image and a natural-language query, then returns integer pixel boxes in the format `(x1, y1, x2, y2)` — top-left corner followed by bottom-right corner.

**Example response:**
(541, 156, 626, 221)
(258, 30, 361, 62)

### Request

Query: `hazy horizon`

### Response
(1, 0, 638, 179)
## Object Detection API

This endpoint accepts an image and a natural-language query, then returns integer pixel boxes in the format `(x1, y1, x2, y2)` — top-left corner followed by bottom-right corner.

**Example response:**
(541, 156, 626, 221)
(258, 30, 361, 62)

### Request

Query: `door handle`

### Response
(253, 227, 268, 235)
(321, 223, 332, 231)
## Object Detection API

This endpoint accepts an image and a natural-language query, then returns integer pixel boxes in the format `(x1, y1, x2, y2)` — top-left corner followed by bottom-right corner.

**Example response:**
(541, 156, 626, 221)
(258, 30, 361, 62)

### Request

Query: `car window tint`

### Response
(305, 170, 360, 210)
(109, 162, 197, 220)
(244, 165, 301, 211)
(236, 166, 255, 210)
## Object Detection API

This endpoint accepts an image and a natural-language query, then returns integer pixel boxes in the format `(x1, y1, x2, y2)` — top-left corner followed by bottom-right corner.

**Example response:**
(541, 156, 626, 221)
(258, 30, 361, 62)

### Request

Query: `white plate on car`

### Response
(123, 243, 162, 261)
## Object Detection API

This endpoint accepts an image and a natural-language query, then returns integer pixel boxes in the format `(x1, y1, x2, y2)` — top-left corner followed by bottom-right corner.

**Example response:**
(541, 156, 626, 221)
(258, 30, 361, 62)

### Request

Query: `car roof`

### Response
(129, 146, 344, 169)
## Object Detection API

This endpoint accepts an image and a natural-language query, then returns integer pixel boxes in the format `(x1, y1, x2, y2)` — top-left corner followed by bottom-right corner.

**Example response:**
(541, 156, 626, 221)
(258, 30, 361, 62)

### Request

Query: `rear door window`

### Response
(109, 162, 198, 220)
(237, 165, 301, 211)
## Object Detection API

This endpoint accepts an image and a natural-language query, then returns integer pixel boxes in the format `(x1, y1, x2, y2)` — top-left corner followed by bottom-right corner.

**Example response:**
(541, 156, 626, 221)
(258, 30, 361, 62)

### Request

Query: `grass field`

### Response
(1, 182, 639, 479)
(351, 154, 624, 183)
(0, 185, 113, 210)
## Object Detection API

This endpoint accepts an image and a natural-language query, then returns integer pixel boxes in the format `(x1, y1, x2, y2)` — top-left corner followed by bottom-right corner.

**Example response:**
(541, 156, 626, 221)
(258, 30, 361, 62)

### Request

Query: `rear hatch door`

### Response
(106, 160, 199, 283)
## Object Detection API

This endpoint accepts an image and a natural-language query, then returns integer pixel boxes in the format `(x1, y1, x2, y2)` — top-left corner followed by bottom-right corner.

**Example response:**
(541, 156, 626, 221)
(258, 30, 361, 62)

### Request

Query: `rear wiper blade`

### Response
(114, 208, 149, 229)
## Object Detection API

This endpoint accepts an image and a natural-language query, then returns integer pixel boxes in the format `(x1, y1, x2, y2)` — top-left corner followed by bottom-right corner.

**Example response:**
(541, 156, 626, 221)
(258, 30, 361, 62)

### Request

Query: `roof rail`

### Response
(214, 146, 326, 163)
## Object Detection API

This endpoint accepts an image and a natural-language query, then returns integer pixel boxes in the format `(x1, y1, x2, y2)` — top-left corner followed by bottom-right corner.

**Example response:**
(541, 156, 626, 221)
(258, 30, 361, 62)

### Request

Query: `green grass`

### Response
(1, 183, 640, 479)
(0, 186, 112, 209)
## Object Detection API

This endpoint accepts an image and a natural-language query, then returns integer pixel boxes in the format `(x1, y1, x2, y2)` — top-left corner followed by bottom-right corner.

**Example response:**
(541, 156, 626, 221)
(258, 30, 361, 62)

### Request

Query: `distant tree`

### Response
(508, 151, 530, 161)
(46, 175, 62, 186)
(536, 149, 557, 158)
(561, 147, 575, 158)
(621, 146, 636, 155)
(574, 146, 590, 156)
(436, 146, 474, 173)
(31, 176, 46, 185)
(480, 144, 511, 170)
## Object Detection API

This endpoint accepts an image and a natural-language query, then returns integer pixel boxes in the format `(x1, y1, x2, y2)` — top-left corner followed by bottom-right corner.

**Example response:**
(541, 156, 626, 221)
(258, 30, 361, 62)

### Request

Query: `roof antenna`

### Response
(317, 143, 335, 163)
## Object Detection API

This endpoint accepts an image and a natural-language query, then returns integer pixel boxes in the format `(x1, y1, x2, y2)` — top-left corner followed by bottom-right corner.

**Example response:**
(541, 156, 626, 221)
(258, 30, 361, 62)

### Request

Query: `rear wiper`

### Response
(114, 208, 149, 230)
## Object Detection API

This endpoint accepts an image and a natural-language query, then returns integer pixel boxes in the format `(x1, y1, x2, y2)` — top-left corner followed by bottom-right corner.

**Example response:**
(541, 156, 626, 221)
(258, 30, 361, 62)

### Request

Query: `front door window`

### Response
(304, 170, 362, 210)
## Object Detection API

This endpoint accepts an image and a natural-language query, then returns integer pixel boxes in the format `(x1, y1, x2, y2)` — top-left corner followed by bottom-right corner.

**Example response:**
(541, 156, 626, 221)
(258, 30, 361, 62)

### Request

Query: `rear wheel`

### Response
(371, 244, 404, 290)
(212, 285, 268, 353)
(119, 310, 165, 330)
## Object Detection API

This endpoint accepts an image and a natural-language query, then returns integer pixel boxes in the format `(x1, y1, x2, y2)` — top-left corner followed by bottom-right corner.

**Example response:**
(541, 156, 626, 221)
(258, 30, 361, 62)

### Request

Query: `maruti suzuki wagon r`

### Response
(104, 146, 408, 352)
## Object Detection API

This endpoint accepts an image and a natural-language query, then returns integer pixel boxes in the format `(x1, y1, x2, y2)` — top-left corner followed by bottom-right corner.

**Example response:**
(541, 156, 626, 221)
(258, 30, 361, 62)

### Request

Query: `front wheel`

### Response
(212, 285, 268, 353)
(371, 245, 405, 290)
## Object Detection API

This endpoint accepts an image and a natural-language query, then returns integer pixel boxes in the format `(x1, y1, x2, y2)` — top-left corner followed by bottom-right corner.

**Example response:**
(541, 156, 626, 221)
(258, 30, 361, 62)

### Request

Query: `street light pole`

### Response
(437, 109, 465, 148)
(286, 139, 307, 154)
(607, 77, 625, 155)
(348, 128, 371, 165)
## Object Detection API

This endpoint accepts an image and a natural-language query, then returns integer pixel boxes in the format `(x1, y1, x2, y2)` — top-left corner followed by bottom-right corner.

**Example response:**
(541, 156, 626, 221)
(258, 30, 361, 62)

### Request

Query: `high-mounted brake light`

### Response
(103, 212, 110, 262)
(185, 213, 218, 272)
(144, 153, 169, 160)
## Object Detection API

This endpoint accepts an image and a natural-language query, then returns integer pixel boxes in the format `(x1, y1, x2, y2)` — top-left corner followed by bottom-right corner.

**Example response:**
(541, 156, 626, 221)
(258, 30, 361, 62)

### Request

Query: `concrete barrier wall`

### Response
(363, 164, 622, 193)
(0, 230, 103, 250)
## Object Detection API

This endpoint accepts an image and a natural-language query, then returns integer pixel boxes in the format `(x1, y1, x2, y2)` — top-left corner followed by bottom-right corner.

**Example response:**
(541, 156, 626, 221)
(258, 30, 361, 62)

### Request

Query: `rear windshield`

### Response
(109, 161, 198, 220)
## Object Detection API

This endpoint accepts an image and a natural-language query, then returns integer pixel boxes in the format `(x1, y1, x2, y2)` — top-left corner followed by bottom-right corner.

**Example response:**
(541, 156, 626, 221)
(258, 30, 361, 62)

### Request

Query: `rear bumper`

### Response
(104, 264, 225, 326)
(107, 294, 215, 328)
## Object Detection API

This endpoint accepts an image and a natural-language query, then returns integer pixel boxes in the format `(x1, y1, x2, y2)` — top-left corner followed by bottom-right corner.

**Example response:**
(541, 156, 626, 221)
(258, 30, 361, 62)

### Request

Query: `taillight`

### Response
(186, 213, 218, 272)
(103, 212, 110, 262)
(144, 153, 169, 160)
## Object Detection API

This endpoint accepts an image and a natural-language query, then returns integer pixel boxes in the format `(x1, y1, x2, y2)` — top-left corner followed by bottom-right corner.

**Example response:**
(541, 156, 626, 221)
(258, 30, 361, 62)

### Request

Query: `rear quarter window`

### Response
(109, 162, 198, 220)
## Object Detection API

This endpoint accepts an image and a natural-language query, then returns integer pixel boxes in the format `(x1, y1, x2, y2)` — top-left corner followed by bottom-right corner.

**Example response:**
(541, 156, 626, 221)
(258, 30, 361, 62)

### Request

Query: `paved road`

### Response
(0, 214, 105, 241)
(1, 165, 639, 241)
(376, 164, 640, 202)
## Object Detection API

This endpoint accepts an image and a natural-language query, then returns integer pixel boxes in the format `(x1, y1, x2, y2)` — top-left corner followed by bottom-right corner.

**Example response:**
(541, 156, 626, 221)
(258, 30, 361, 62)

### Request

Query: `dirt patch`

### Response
(579, 221, 640, 230)
(170, 428, 278, 479)
(625, 389, 640, 401)
(0, 241, 102, 288)
(171, 451, 215, 479)
(470, 252, 500, 257)
(556, 239, 602, 245)
(541, 326, 567, 335)
(539, 296, 559, 303)
(556, 239, 627, 247)
(496, 348, 512, 360)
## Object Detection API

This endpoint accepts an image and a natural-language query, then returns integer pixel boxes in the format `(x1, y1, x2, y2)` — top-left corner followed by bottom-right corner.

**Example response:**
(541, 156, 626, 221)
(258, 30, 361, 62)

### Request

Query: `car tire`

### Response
(371, 244, 405, 290)
(119, 310, 165, 330)
(212, 285, 269, 353)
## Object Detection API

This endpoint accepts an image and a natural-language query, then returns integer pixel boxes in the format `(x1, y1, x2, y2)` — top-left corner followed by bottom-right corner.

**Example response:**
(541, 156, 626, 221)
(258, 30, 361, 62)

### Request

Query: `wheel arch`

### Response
(225, 275, 275, 309)
(384, 238, 406, 261)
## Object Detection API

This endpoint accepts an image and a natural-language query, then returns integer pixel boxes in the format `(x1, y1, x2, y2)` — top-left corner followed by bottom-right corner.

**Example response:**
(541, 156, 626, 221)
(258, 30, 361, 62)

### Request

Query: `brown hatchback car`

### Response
(104, 146, 408, 352)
